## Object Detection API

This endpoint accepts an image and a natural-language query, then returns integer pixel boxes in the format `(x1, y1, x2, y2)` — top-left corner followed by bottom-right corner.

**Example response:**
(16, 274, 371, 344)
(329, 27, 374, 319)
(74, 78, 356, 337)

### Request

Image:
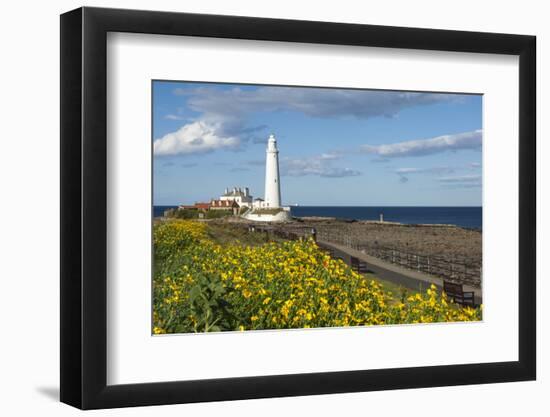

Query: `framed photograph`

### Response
(60, 7, 536, 409)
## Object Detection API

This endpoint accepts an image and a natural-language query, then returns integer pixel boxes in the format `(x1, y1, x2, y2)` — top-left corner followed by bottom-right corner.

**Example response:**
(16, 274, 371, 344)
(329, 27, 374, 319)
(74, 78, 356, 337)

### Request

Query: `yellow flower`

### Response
(153, 220, 481, 333)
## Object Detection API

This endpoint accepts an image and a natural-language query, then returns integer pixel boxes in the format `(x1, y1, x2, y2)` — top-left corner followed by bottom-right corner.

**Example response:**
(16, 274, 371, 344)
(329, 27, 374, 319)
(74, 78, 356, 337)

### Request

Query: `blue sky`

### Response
(153, 81, 482, 206)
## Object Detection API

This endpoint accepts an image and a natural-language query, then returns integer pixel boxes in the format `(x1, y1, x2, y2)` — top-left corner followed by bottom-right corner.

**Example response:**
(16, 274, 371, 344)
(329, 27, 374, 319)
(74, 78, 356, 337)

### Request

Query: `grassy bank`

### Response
(153, 220, 481, 334)
(164, 207, 233, 220)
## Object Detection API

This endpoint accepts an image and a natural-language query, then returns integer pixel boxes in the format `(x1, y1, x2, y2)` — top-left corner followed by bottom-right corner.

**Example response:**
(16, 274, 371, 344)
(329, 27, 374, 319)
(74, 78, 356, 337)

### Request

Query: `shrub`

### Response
(205, 209, 232, 219)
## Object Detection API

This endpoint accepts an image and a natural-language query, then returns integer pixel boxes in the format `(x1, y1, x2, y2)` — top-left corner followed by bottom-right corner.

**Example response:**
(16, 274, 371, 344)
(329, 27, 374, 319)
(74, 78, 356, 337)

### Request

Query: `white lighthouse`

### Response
(264, 134, 281, 208)
(243, 133, 291, 222)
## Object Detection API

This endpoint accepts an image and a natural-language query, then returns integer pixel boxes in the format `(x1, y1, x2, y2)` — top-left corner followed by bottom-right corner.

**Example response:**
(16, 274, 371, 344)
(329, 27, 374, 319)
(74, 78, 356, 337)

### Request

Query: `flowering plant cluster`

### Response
(153, 220, 481, 334)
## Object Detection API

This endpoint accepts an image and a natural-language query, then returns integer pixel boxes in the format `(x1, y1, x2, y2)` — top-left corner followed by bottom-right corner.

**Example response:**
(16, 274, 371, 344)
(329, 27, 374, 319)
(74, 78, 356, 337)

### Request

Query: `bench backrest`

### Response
(443, 281, 463, 295)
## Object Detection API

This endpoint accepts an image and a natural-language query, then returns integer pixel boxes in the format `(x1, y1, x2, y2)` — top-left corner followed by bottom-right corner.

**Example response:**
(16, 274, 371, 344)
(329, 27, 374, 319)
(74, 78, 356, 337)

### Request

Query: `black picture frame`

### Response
(60, 6, 536, 410)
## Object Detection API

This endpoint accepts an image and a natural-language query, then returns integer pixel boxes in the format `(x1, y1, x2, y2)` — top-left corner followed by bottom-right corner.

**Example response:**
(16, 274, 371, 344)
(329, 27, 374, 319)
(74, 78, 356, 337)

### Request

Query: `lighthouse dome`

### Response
(267, 134, 278, 152)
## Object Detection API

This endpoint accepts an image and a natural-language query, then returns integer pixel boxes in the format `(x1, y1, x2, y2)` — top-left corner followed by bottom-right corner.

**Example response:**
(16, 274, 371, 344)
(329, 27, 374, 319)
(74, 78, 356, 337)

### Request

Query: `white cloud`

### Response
(438, 175, 481, 183)
(437, 174, 482, 188)
(321, 167, 362, 178)
(280, 155, 361, 178)
(395, 166, 455, 183)
(164, 114, 187, 121)
(361, 129, 482, 158)
(371, 157, 390, 164)
(392, 167, 482, 188)
(159, 85, 473, 158)
(153, 121, 240, 156)
(396, 166, 455, 175)
(319, 152, 342, 160)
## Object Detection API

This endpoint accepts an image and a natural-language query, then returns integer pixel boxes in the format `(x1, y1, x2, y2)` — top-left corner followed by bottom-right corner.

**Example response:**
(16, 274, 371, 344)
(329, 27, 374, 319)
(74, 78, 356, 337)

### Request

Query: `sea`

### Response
(153, 206, 482, 230)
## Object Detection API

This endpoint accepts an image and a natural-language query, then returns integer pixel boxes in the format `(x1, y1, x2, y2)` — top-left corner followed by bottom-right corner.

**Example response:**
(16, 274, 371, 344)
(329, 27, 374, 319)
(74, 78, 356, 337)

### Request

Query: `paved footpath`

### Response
(317, 239, 482, 305)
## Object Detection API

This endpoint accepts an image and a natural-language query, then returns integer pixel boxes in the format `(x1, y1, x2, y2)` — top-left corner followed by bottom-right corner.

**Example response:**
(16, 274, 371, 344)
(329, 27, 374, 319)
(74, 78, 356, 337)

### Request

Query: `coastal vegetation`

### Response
(164, 207, 233, 220)
(153, 220, 482, 334)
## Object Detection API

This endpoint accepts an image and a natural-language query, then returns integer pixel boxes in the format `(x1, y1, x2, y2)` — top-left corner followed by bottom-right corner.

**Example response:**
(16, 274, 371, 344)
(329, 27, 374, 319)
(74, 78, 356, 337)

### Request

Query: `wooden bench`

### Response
(350, 256, 368, 273)
(443, 280, 475, 307)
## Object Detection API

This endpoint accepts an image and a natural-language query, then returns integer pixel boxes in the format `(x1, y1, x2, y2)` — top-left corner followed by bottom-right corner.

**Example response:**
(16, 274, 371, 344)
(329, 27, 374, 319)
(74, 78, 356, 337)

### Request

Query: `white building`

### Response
(219, 187, 253, 208)
(252, 198, 265, 209)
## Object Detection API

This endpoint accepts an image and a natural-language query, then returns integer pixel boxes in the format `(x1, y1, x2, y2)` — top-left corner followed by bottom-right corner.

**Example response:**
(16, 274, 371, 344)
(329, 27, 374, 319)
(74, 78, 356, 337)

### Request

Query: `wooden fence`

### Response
(362, 245, 480, 286)
(241, 224, 481, 287)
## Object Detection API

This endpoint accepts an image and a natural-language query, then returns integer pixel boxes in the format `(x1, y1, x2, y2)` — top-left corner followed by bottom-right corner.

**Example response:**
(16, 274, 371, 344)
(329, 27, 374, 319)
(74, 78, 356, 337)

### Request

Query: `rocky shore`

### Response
(222, 215, 482, 261)
(301, 217, 480, 258)
(211, 215, 483, 287)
